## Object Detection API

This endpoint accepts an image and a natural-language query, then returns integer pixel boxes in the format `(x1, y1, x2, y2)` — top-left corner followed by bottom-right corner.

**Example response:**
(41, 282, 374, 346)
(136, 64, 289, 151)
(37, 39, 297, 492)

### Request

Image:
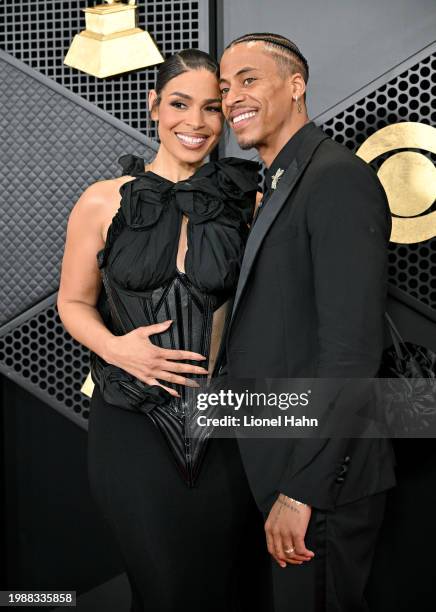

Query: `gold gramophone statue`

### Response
(64, 0, 164, 78)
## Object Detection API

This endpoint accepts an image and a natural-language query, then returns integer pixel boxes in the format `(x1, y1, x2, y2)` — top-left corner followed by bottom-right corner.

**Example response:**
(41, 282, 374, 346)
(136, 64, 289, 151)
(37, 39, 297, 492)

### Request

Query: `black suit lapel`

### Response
(229, 125, 329, 329)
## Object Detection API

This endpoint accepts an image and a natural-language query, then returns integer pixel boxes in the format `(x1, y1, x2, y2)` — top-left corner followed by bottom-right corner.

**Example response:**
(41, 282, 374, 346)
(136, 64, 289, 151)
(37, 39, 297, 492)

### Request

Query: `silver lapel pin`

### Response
(271, 168, 285, 190)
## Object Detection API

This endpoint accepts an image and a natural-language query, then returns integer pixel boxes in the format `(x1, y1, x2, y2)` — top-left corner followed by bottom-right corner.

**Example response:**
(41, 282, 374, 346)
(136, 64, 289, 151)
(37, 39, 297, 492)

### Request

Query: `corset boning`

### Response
(88, 154, 260, 486)
(90, 267, 226, 487)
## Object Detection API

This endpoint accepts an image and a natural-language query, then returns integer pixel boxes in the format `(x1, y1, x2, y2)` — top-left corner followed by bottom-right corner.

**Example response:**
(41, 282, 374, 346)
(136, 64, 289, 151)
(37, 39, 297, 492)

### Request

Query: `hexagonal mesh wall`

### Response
(0, 0, 205, 140)
(0, 298, 91, 427)
(321, 52, 436, 311)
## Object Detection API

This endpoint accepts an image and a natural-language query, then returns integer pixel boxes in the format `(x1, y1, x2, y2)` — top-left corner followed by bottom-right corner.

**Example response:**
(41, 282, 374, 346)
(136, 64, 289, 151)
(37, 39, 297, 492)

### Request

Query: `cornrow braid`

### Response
(226, 32, 309, 83)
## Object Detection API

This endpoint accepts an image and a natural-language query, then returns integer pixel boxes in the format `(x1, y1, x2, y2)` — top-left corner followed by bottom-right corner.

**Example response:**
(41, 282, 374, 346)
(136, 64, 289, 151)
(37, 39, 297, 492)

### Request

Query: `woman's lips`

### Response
(175, 133, 208, 149)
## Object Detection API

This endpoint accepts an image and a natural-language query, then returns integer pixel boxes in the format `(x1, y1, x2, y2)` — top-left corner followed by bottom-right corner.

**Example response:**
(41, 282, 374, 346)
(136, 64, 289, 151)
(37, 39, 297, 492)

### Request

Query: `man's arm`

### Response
(265, 157, 391, 566)
(277, 157, 391, 509)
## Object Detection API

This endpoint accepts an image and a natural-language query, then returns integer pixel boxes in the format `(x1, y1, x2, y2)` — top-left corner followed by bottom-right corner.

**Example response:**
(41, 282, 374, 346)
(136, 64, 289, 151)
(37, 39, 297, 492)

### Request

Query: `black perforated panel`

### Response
(0, 0, 204, 140)
(321, 53, 436, 311)
(0, 298, 91, 426)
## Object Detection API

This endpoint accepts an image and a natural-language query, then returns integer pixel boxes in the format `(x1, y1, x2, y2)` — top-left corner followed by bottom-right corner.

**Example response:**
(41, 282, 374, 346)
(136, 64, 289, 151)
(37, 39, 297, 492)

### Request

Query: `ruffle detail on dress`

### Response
(90, 352, 169, 414)
(96, 206, 127, 270)
(116, 154, 261, 229)
(118, 153, 148, 176)
(118, 178, 168, 230)
(195, 157, 261, 225)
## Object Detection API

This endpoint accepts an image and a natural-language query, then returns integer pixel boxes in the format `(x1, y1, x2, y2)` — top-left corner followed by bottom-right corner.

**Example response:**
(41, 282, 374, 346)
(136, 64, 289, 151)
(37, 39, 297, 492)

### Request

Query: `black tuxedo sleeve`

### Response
(277, 157, 391, 510)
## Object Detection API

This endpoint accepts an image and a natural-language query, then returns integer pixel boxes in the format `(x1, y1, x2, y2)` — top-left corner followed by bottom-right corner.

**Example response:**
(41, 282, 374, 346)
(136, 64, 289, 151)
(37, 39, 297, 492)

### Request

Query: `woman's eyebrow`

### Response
(169, 91, 192, 99)
(169, 92, 221, 104)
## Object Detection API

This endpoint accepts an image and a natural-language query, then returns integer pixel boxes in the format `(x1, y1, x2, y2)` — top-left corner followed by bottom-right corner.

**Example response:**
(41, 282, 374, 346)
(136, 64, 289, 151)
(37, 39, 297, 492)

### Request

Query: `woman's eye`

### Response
(170, 101, 187, 109)
(220, 88, 229, 96)
(206, 106, 222, 113)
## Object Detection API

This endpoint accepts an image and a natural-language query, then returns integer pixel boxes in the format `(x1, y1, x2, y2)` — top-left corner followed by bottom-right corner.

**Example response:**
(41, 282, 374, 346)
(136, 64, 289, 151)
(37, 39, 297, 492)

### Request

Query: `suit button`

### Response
(335, 476, 345, 484)
(343, 455, 351, 464)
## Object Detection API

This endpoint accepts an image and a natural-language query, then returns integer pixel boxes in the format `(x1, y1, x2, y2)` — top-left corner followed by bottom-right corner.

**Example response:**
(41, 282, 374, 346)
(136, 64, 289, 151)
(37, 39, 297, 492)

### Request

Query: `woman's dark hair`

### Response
(151, 49, 219, 112)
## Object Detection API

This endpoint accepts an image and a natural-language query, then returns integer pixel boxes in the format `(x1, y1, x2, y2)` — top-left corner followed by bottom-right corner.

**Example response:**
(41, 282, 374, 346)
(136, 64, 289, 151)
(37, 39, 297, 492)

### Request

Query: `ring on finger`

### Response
(284, 546, 295, 555)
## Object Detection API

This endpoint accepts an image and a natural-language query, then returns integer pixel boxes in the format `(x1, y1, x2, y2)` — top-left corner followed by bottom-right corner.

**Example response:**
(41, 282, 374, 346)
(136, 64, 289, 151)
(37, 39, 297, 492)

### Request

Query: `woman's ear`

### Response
(148, 89, 159, 121)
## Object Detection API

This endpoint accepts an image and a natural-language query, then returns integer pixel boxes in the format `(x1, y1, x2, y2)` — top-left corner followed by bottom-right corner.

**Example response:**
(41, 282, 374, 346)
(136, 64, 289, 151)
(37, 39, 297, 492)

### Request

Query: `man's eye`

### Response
(243, 77, 256, 86)
(170, 101, 187, 109)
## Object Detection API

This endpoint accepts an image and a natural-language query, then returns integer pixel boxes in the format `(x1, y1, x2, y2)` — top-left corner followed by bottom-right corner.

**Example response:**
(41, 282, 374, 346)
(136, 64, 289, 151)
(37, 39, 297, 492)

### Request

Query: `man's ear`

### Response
(291, 73, 306, 101)
(148, 89, 159, 121)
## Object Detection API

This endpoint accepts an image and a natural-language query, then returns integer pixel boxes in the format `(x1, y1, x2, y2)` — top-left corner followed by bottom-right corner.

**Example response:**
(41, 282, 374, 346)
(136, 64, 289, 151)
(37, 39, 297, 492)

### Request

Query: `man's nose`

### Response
(223, 87, 245, 113)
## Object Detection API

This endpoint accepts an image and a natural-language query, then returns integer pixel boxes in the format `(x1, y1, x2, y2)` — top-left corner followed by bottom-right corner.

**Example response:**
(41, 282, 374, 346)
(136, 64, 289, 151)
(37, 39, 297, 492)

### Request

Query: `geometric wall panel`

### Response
(0, 0, 208, 139)
(0, 51, 158, 327)
(0, 52, 160, 427)
(0, 295, 90, 429)
(320, 48, 436, 311)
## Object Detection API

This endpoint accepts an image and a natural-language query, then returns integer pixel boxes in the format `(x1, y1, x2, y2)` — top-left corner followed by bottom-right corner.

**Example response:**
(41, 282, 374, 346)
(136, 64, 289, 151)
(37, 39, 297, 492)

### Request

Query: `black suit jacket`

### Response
(226, 122, 396, 513)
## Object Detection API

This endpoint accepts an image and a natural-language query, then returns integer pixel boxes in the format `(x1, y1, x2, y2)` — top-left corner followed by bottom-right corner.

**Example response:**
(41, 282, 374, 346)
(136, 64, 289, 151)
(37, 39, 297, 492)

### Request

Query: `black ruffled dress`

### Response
(87, 156, 272, 612)
(90, 154, 259, 485)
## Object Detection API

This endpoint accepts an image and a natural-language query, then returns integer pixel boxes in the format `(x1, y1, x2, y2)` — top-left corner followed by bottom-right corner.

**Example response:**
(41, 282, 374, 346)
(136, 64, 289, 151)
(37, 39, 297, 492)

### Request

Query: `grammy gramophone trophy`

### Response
(64, 0, 163, 78)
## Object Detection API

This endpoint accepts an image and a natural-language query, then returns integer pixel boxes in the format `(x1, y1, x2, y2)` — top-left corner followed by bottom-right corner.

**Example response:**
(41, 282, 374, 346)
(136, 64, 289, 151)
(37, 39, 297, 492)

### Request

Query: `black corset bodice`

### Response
(90, 154, 260, 485)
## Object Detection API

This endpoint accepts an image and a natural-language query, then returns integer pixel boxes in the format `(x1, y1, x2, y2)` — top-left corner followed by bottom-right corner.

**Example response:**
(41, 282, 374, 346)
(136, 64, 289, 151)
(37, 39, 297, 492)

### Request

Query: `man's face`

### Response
(219, 42, 293, 151)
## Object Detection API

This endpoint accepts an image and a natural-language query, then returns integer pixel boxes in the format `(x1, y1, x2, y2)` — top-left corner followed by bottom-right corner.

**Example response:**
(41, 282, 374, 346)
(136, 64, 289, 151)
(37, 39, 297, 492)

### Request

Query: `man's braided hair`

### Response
(225, 32, 309, 84)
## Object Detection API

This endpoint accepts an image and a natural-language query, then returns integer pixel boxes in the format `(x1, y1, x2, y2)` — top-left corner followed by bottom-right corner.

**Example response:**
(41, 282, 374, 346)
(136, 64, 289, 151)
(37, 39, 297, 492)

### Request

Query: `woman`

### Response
(57, 50, 271, 611)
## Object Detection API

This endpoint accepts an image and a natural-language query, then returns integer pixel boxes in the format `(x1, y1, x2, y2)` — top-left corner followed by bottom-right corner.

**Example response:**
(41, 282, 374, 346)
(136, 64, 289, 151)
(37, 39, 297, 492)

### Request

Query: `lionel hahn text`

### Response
(196, 415, 319, 428)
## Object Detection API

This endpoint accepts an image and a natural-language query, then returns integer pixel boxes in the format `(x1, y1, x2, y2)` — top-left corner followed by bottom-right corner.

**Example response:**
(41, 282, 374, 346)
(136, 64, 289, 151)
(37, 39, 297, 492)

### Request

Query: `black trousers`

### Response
(271, 492, 387, 612)
(88, 385, 273, 612)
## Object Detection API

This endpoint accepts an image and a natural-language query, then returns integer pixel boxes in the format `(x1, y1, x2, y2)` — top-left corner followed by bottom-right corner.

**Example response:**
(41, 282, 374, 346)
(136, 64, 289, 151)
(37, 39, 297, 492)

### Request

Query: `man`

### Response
(219, 33, 396, 611)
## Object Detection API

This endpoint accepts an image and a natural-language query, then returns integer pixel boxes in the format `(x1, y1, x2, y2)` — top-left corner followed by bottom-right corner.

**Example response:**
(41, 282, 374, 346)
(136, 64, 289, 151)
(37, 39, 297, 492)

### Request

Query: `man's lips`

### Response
(229, 109, 258, 130)
(175, 132, 209, 149)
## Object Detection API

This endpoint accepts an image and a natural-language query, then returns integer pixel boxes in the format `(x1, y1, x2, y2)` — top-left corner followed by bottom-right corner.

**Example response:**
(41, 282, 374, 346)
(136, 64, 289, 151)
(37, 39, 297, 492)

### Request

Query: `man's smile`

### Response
(229, 108, 258, 130)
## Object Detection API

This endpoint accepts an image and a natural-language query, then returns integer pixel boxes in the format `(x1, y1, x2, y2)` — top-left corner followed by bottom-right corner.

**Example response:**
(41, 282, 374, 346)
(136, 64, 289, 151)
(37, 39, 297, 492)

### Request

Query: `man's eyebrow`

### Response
(169, 92, 221, 105)
(219, 67, 259, 83)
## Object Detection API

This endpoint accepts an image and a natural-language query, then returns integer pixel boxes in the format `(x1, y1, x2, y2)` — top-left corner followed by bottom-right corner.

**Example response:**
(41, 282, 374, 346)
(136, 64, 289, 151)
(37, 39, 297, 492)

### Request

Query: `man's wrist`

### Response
(278, 493, 309, 508)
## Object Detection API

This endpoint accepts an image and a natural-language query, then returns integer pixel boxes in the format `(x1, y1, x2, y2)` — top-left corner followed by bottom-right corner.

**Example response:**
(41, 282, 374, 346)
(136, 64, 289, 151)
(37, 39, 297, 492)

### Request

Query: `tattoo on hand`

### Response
(277, 495, 301, 514)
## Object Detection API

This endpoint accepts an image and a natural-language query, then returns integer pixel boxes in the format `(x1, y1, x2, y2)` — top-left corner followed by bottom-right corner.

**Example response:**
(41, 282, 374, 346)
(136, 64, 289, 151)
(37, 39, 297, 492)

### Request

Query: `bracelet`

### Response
(280, 493, 308, 507)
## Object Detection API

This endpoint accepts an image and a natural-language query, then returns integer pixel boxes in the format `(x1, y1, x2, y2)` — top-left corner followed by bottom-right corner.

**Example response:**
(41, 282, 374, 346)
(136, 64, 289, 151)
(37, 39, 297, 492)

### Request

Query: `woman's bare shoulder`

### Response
(71, 176, 134, 223)
(78, 176, 133, 206)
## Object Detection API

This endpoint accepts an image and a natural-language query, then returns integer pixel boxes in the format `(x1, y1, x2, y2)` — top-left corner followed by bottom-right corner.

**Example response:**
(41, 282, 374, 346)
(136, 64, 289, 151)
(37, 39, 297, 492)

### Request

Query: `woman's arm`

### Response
(57, 180, 208, 396)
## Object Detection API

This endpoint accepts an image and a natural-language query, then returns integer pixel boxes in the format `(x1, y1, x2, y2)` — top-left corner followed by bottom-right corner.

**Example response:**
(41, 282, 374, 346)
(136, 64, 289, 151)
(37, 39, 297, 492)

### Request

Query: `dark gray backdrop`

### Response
(220, 0, 436, 131)
(1, 0, 435, 609)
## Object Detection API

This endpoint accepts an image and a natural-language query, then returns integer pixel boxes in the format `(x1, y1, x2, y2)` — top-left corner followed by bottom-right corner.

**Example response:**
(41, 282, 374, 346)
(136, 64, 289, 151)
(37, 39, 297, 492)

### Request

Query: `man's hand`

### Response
(264, 493, 315, 568)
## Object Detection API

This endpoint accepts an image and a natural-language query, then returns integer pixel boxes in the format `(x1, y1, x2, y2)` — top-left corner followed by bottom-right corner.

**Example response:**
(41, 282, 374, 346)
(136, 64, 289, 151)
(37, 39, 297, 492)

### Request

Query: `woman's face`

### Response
(149, 68, 223, 165)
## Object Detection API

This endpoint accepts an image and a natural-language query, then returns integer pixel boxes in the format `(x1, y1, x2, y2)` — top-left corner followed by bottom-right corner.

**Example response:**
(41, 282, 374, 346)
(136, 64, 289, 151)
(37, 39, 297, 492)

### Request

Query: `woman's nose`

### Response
(185, 108, 205, 129)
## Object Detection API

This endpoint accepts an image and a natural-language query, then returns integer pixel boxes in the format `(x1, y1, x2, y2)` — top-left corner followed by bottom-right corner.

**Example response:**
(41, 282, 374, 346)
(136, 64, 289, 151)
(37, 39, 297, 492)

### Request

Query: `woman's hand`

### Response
(104, 320, 208, 397)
